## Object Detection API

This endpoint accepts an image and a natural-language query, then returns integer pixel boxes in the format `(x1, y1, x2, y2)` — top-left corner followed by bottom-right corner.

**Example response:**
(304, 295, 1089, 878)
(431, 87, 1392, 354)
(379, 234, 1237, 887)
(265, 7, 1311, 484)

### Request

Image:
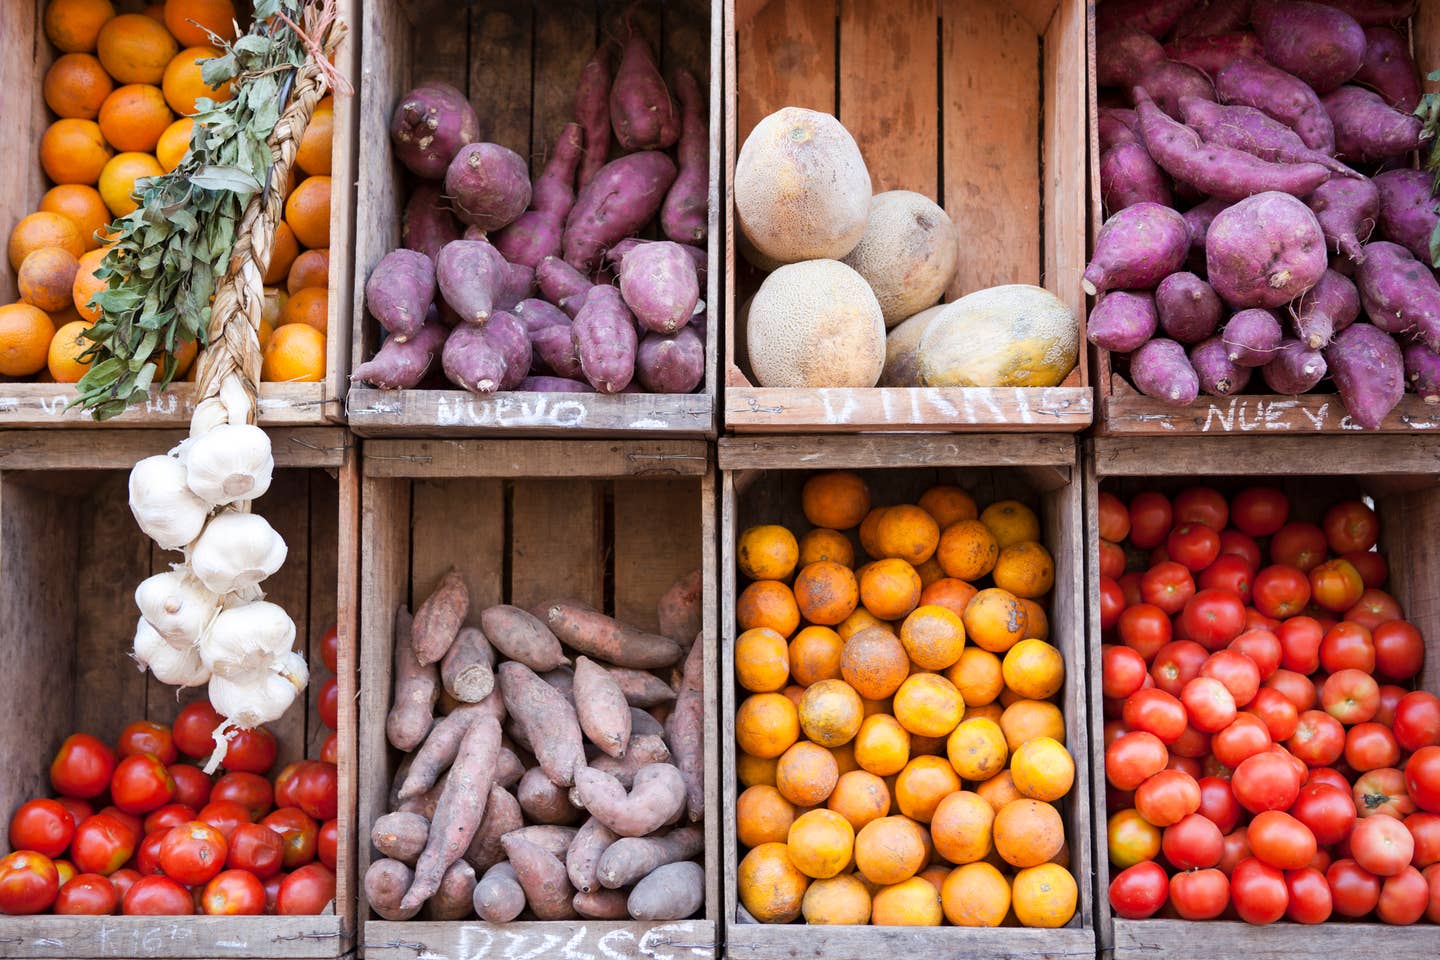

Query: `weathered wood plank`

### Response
(725, 386, 1092, 432)
(612, 478, 703, 632)
(1041, 0, 1087, 332)
(1112, 919, 1439, 960)
(0, 0, 50, 302)
(725, 924, 1094, 960)
(468, 1, 533, 153)
(0, 427, 348, 470)
(1102, 391, 1440, 435)
(362, 918, 716, 960)
(0, 915, 345, 959)
(530, 0, 596, 178)
(410, 478, 504, 621)
(346, 388, 715, 437)
(510, 479, 604, 613)
(0, 382, 332, 427)
(363, 438, 710, 479)
(735, 0, 836, 144)
(719, 434, 1075, 471)
(1093, 435, 1440, 477)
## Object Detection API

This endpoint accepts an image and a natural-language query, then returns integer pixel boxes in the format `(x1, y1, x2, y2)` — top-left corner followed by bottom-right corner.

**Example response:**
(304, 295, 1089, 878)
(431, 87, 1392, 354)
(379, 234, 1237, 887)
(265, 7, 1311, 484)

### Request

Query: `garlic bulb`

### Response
(199, 600, 296, 676)
(189, 511, 288, 595)
(185, 424, 274, 507)
(208, 657, 307, 729)
(129, 455, 209, 550)
(132, 618, 210, 687)
(135, 570, 221, 647)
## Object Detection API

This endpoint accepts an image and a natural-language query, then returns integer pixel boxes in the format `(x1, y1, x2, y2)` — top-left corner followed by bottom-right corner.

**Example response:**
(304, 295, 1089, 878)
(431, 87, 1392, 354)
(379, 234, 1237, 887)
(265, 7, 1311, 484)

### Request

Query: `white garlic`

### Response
(185, 424, 274, 507)
(132, 618, 210, 687)
(199, 600, 296, 676)
(129, 455, 209, 550)
(208, 658, 306, 729)
(135, 569, 221, 648)
(189, 511, 288, 595)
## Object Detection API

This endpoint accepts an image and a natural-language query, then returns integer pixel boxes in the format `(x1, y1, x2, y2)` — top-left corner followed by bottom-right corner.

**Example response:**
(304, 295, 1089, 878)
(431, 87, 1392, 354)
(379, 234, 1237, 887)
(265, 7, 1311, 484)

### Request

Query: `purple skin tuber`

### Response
(1214, 58, 1335, 154)
(1098, 0, 1205, 38)
(609, 239, 707, 290)
(1101, 142, 1173, 213)
(1098, 108, 1141, 152)
(1292, 268, 1360, 348)
(1098, 29, 1167, 87)
(575, 43, 615, 189)
(441, 311, 531, 395)
(1223, 309, 1285, 366)
(1164, 32, 1264, 77)
(528, 322, 584, 381)
(402, 184, 463, 261)
(661, 68, 708, 244)
(1183, 197, 1231, 261)
(496, 262, 536, 314)
(571, 286, 638, 394)
(1322, 85, 1425, 164)
(610, 18, 679, 151)
(1355, 241, 1440, 349)
(389, 82, 480, 180)
(1262, 338, 1329, 393)
(562, 152, 678, 272)
(485, 312, 532, 391)
(1083, 202, 1191, 296)
(1134, 95, 1330, 201)
(446, 143, 533, 232)
(494, 123, 584, 269)
(1179, 97, 1358, 179)
(636, 325, 705, 394)
(1156, 272, 1224, 343)
(1173, 0, 1251, 38)
(1354, 27, 1421, 113)
(1088, 291, 1159, 353)
(536, 256, 594, 316)
(353, 319, 449, 389)
(1325, 322, 1406, 429)
(1374, 169, 1438, 264)
(617, 241, 699, 334)
(1314, 2, 1417, 29)
(520, 376, 593, 392)
(1131, 60, 1215, 119)
(1251, 0, 1366, 94)
(1130, 338, 1202, 405)
(1305, 176, 1379, 264)
(436, 240, 507, 324)
(366, 250, 436, 342)
(1402, 341, 1440, 402)
(1206, 191, 1329, 309)
(1191, 335, 1252, 396)
(513, 297, 571, 332)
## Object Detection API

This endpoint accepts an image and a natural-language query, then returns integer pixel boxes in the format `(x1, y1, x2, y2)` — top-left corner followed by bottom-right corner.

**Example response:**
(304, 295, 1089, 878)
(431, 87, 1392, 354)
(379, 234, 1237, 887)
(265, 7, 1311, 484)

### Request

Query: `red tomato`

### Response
(1119, 604, 1172, 661)
(1292, 783, 1357, 846)
(1109, 808, 1162, 868)
(135, 830, 166, 876)
(211, 772, 274, 822)
(1352, 814, 1415, 877)
(1376, 684, 1405, 727)
(274, 761, 307, 810)
(1167, 523, 1221, 572)
(99, 806, 142, 843)
(1425, 863, 1440, 924)
(1407, 746, 1440, 814)
(173, 701, 226, 758)
(221, 726, 278, 775)
(1181, 677, 1237, 733)
(1323, 500, 1379, 553)
(1253, 565, 1312, 620)
(197, 800, 253, 841)
(321, 625, 339, 673)
(53, 872, 118, 915)
(1271, 522, 1328, 572)
(0, 850, 59, 915)
(1308, 767, 1351, 792)
(1219, 530, 1263, 570)
(70, 814, 136, 876)
(1232, 750, 1302, 813)
(1249, 810, 1318, 870)
(1219, 827, 1252, 876)
(1247, 688, 1299, 742)
(1319, 621, 1374, 674)
(262, 807, 318, 869)
(1168, 867, 1228, 920)
(159, 821, 228, 886)
(1328, 858, 1381, 917)
(1276, 620, 1327, 682)
(54, 797, 92, 825)
(227, 823, 285, 879)
(1109, 861, 1168, 919)
(1395, 692, 1440, 752)
(1129, 492, 1173, 550)
(110, 754, 175, 815)
(1284, 866, 1332, 924)
(262, 871, 286, 913)
(1354, 767, 1416, 820)
(117, 721, 178, 765)
(1212, 713, 1272, 769)
(108, 868, 140, 901)
(1231, 857, 1288, 924)
(1163, 812, 1224, 869)
(1173, 486, 1227, 530)
(1198, 775, 1242, 832)
(1346, 722, 1401, 773)
(1377, 865, 1427, 924)
(318, 676, 339, 731)
(1103, 645, 1148, 699)
(1231, 487, 1288, 536)
(1346, 588, 1402, 630)
(1289, 710, 1345, 767)
(1200, 649, 1261, 707)
(1229, 629, 1281, 680)
(1180, 589, 1246, 652)
(1170, 724, 1213, 760)
(1099, 539, 1127, 579)
(52, 860, 75, 888)
(276, 862, 335, 915)
(1141, 562, 1196, 615)
(201, 869, 265, 915)
(1372, 620, 1424, 681)
(1310, 557, 1365, 613)
(167, 764, 212, 810)
(1135, 769, 1201, 827)
(1406, 812, 1440, 868)
(1321, 669, 1380, 726)
(1100, 577, 1126, 631)
(1151, 640, 1209, 697)
(122, 875, 191, 915)
(1123, 688, 1188, 744)
(143, 804, 196, 837)
(1198, 554, 1254, 603)
(9, 799, 76, 859)
(1107, 732, 1170, 792)
(50, 733, 116, 800)
(1342, 550, 1387, 589)
(318, 733, 338, 765)
(317, 819, 337, 871)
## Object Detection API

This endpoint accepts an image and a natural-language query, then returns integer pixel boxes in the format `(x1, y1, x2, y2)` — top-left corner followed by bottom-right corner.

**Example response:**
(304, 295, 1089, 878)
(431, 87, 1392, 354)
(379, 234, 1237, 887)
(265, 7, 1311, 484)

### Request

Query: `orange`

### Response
(47, 319, 96, 383)
(793, 560, 859, 626)
(977, 769, 1024, 811)
(43, 53, 114, 119)
(788, 625, 843, 687)
(999, 699, 1064, 751)
(736, 784, 795, 848)
(1018, 598, 1050, 641)
(1010, 736, 1074, 802)
(45, 0, 118, 53)
(39, 185, 111, 251)
(874, 504, 940, 566)
(164, 0, 237, 47)
(8, 213, 85, 272)
(786, 808, 854, 879)
(735, 627, 790, 693)
(941, 862, 1010, 926)
(801, 874, 871, 925)
(1002, 638, 1064, 700)
(852, 714, 910, 777)
(735, 692, 799, 760)
(780, 684, 805, 707)
(97, 13, 179, 85)
(981, 499, 1041, 548)
(892, 673, 964, 739)
(946, 717, 1008, 781)
(262, 220, 301, 287)
(736, 752, 778, 789)
(18, 248, 81, 313)
(283, 249, 328, 297)
(893, 755, 960, 823)
(993, 798, 1065, 868)
(736, 580, 799, 638)
(155, 116, 193, 171)
(857, 506, 888, 558)
(918, 485, 977, 529)
(164, 335, 197, 379)
(162, 45, 233, 115)
(936, 520, 998, 581)
(837, 607, 889, 641)
(40, 119, 114, 185)
(261, 323, 325, 382)
(296, 97, 333, 175)
(966, 701, 1004, 725)
(798, 528, 854, 569)
(859, 558, 922, 621)
(802, 471, 870, 530)
(99, 151, 163, 217)
(72, 248, 109, 321)
(796, 678, 864, 748)
(738, 524, 799, 581)
(840, 627, 909, 701)
(98, 83, 172, 152)
(917, 864, 950, 895)
(919, 578, 978, 618)
(284, 175, 331, 249)
(899, 604, 966, 671)
(0, 304, 56, 377)
(830, 741, 858, 776)
(737, 842, 809, 923)
(870, 876, 942, 926)
(1012, 863, 1077, 928)
(775, 741, 838, 807)
(994, 541, 1055, 599)
(914, 556, 945, 588)
(962, 588, 1028, 654)
(279, 284, 329, 334)
(827, 770, 890, 831)
(946, 648, 1004, 707)
(854, 816, 926, 886)
(931, 790, 994, 865)
(143, 3, 166, 21)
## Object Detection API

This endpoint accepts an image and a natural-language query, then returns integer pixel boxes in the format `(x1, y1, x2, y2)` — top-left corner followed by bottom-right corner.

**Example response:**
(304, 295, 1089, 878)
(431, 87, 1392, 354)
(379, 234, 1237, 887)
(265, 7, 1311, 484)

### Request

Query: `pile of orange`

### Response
(734, 471, 1078, 928)
(2, 0, 332, 385)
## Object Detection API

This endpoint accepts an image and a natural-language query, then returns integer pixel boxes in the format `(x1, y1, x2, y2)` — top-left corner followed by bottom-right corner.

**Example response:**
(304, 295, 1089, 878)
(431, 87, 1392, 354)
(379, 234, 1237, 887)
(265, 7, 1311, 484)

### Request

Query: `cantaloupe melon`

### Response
(746, 260, 885, 388)
(917, 285, 1078, 388)
(734, 107, 871, 265)
(843, 191, 958, 327)
(881, 304, 945, 387)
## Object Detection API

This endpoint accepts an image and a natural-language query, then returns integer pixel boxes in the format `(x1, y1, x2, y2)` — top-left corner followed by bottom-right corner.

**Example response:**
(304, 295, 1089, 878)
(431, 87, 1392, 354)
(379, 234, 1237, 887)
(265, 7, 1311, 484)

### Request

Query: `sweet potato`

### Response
(1252, 0, 1366, 93)
(657, 570, 703, 648)
(353, 320, 448, 389)
(611, 18, 678, 151)
(1083, 202, 1190, 296)
(490, 124, 584, 271)
(563, 152, 678, 271)
(1306, 176, 1380, 265)
(1314, 1, 1415, 28)
(542, 665, 576, 702)
(486, 312, 532, 391)
(1156, 272, 1223, 344)
(574, 888, 631, 919)
(573, 763, 685, 837)
(1088, 291, 1159, 353)
(445, 142, 532, 232)
(371, 811, 428, 866)
(464, 785, 522, 874)
(595, 826, 704, 890)
(503, 825, 578, 859)
(519, 765, 582, 826)
(365, 858, 420, 921)
(1325, 322, 1405, 428)
(604, 668, 675, 709)
(636, 327, 705, 394)
(1292, 268, 1360, 347)
(659, 67, 709, 244)
(1130, 338, 1202, 404)
(566, 816, 620, 894)
(1214, 57, 1335, 153)
(495, 747, 524, 789)
(1180, 97, 1357, 180)
(514, 296, 571, 334)
(628, 861, 704, 921)
(1098, 29, 1167, 87)
(474, 861, 525, 923)
(440, 626, 495, 704)
(424, 859, 476, 920)
(630, 708, 664, 739)
(402, 183, 463, 261)
(436, 240, 507, 324)
(480, 605, 568, 671)
(397, 777, 445, 819)
(1174, 0, 1252, 37)
(1355, 241, 1440, 349)
(1183, 197, 1231, 262)
(666, 638, 705, 823)
(496, 263, 536, 315)
(1403, 342, 1440, 401)
(1099, 111, 1140, 156)
(501, 833, 577, 920)
(1100, 142, 1172, 213)
(442, 321, 506, 395)
(389, 82, 479, 180)
(1262, 338, 1328, 393)
(1223, 309, 1284, 366)
(1355, 27, 1421, 112)
(573, 656, 631, 760)
(1191, 335, 1252, 395)
(388, 606, 438, 751)
(580, 735, 672, 802)
(1374, 169, 1437, 264)
(397, 701, 502, 801)
(498, 661, 586, 787)
(1098, 0, 1204, 37)
(1164, 32, 1263, 76)
(1133, 60, 1215, 119)
(536, 256, 594, 317)
(609, 239, 708, 288)
(366, 250, 436, 344)
(571, 287, 638, 394)
(1207, 192, 1328, 308)
(618, 241, 700, 335)
(541, 599, 683, 669)
(411, 568, 468, 666)
(1324, 85, 1425, 164)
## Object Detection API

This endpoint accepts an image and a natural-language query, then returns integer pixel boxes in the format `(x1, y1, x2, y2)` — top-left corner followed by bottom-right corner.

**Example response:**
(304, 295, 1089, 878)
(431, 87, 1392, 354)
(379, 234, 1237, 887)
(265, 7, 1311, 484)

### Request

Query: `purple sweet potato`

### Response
(1355, 241, 1440, 349)
(1101, 142, 1173, 213)
(1215, 57, 1335, 153)
(516, 299, 582, 380)
(1135, 95, 1330, 201)
(571, 286, 638, 393)
(1354, 27, 1421, 112)
(563, 152, 678, 272)
(1324, 322, 1405, 428)
(403, 184, 463, 261)
(1130, 338, 1202, 404)
(442, 317, 510, 395)
(1173, 0, 1252, 37)
(1183, 197, 1232, 260)
(1088, 291, 1159, 352)
(608, 239, 708, 290)
(389, 82, 479, 180)
(1305, 175, 1380, 264)
(636, 326, 705, 394)
(493, 124, 583, 269)
(446, 143, 532, 232)
(519, 376, 592, 392)
(536, 255, 595, 316)
(366, 250, 436, 342)
(610, 18, 678, 151)
(1098, 108, 1141, 152)
(1323, 85, 1425, 164)
(1262, 338, 1328, 392)
(1157, 272, 1224, 343)
(1252, 0, 1366, 93)
(1374, 169, 1437, 264)
(1164, 32, 1263, 76)
(1206, 192, 1329, 308)
(1223, 308, 1285, 366)
(575, 42, 615, 189)
(1191, 335, 1252, 395)
(353, 319, 448, 389)
(518, 765, 582, 825)
(366, 858, 420, 921)
(436, 240, 506, 324)
(1083, 202, 1191, 296)
(496, 263, 536, 314)
(617, 241, 699, 334)
(1180, 97, 1358, 179)
(662, 68, 708, 244)
(1098, 0, 1204, 37)
(1314, 2, 1416, 28)
(1133, 60, 1215, 119)
(1098, 29, 1167, 87)
(1402, 341, 1440, 401)
(1292, 268, 1360, 347)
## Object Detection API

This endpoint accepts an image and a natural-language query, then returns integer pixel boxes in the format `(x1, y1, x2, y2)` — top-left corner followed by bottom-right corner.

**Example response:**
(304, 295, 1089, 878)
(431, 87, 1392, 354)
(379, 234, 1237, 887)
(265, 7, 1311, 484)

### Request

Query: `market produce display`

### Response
(732, 472, 1078, 927)
(1090, 0, 1440, 428)
(1098, 484, 1440, 924)
(357, 17, 708, 397)
(733, 108, 1080, 391)
(366, 567, 706, 922)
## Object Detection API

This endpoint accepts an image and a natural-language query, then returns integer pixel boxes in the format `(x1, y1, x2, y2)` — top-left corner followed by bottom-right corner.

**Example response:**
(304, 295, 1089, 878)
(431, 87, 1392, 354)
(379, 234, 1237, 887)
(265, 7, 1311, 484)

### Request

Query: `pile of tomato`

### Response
(1099, 488, 1440, 925)
(0, 629, 340, 917)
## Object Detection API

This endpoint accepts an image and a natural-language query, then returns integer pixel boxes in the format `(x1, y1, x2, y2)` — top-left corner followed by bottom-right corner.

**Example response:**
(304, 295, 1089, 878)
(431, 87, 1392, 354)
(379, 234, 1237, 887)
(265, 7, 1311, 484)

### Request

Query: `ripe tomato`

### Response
(1219, 827, 1252, 876)
(1099, 577, 1125, 631)
(1109, 860, 1167, 919)
(1395, 692, 1440, 752)
(1170, 724, 1213, 760)
(1200, 649, 1261, 707)
(136, 830, 167, 876)
(1345, 589, 1403, 631)
(1352, 814, 1415, 877)
(262, 871, 286, 913)
(54, 797, 92, 825)
(1229, 629, 1281, 680)
(1266, 669, 1318, 712)
(276, 862, 335, 915)
(1309, 559, 1364, 614)
(1340, 550, 1386, 589)
(1232, 487, 1288, 536)
(122, 875, 191, 915)
(1377, 865, 1428, 924)
(1119, 604, 1172, 661)
(262, 807, 318, 869)
(1328, 858, 1381, 917)
(211, 772, 274, 822)
(52, 860, 75, 888)
(1249, 810, 1318, 870)
(99, 806, 142, 843)
(1141, 562, 1196, 615)
(1253, 565, 1312, 620)
(1163, 812, 1224, 869)
(1099, 539, 1127, 579)
(1346, 722, 1401, 773)
(53, 872, 118, 915)
(1285, 866, 1332, 924)
(1407, 746, 1440, 813)
(1135, 769, 1201, 827)
(275, 760, 340, 819)
(1354, 767, 1416, 820)
(1319, 621, 1374, 674)
(1199, 555, 1254, 604)
(1181, 677, 1237, 733)
(317, 819, 338, 871)
(1151, 640, 1208, 697)
(1103, 645, 1149, 699)
(1406, 812, 1440, 869)
(167, 764, 212, 810)
(1321, 669, 1380, 726)
(1169, 867, 1228, 919)
(1306, 767, 1349, 792)
(227, 823, 285, 879)
(1289, 710, 1345, 767)
(110, 754, 175, 815)
(1180, 590, 1246, 652)
(1247, 688, 1299, 742)
(173, 701, 226, 758)
(1271, 522, 1328, 572)
(321, 625, 339, 673)
(1292, 783, 1357, 846)
(1212, 713, 1272, 769)
(201, 869, 265, 915)
(1376, 685, 1405, 727)
(197, 800, 253, 840)
(1173, 486, 1228, 529)
(1167, 523, 1221, 572)
(50, 733, 116, 800)
(221, 726, 278, 776)
(70, 814, 136, 876)
(1372, 620, 1424, 681)
(1108, 808, 1162, 868)
(0, 850, 59, 915)
(143, 804, 196, 837)
(1232, 750, 1302, 813)
(108, 868, 140, 901)
(1118, 571, 1145, 607)
(1231, 857, 1288, 924)
(318, 676, 339, 731)
(1197, 775, 1242, 833)
(9, 799, 76, 859)
(1219, 529, 1263, 570)
(1323, 500, 1379, 553)
(1129, 492, 1173, 550)
(159, 821, 229, 886)
(1123, 688, 1188, 744)
(117, 721, 178, 765)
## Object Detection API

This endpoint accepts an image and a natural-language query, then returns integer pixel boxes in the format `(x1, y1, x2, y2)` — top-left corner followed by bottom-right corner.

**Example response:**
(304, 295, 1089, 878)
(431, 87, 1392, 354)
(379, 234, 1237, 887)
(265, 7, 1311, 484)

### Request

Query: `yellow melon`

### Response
(842, 191, 958, 327)
(746, 260, 885, 388)
(880, 304, 945, 387)
(917, 285, 1078, 388)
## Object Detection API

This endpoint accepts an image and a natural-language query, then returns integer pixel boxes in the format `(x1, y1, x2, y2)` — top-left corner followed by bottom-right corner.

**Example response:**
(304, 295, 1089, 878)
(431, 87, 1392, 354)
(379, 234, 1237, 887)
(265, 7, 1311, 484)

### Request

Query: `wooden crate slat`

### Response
(0, 426, 348, 470)
(724, 385, 1093, 432)
(0, 383, 331, 428)
(410, 478, 505, 618)
(0, 915, 345, 959)
(612, 478, 703, 632)
(531, 0, 598, 178)
(1101, 391, 1440, 435)
(1112, 918, 1440, 960)
(346, 388, 715, 436)
(719, 432, 1076, 470)
(510, 478, 605, 612)
(362, 437, 710, 479)
(468, 1, 535, 153)
(363, 918, 717, 960)
(664, 0, 714, 85)
(1041, 0, 1086, 330)
(735, 0, 837, 143)
(307, 472, 341, 758)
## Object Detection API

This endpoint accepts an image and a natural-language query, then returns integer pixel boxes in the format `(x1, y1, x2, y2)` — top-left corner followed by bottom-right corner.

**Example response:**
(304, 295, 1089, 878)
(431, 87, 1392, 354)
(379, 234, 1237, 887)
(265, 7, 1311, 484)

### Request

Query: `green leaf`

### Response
(190, 165, 263, 193)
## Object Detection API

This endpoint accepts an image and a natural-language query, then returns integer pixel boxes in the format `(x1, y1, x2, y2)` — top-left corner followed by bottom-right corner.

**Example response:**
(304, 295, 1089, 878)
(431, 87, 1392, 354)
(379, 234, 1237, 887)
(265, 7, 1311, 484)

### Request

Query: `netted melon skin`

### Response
(746, 260, 886, 389)
(843, 191, 958, 327)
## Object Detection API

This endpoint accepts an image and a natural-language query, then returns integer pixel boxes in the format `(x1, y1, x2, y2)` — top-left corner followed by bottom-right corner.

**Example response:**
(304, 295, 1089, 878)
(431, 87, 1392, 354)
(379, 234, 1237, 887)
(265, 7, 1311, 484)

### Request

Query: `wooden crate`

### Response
(1088, 7, 1440, 435)
(721, 0, 1092, 434)
(0, 0, 357, 427)
(716, 435, 1096, 959)
(347, 0, 719, 438)
(0, 427, 359, 958)
(1086, 435, 1440, 959)
(357, 439, 719, 958)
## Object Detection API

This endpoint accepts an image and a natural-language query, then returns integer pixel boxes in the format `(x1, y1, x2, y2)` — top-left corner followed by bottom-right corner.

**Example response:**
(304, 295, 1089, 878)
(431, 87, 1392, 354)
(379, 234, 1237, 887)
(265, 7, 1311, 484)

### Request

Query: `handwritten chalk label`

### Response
(377, 921, 714, 960)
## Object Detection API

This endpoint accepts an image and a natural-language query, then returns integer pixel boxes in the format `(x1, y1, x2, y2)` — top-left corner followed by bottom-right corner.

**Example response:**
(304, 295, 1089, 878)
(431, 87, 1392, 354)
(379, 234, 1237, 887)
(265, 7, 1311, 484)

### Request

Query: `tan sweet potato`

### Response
(541, 665, 575, 702)
(502, 825, 578, 859)
(396, 772, 445, 820)
(630, 708, 664, 739)
(574, 887, 631, 919)
(397, 700, 503, 801)
(365, 858, 420, 921)
(504, 717, 533, 754)
(566, 816, 620, 894)
(628, 861, 704, 921)
(412, 568, 469, 665)
(578, 735, 672, 803)
(656, 569, 703, 648)
(497, 661, 586, 787)
(539, 600, 682, 669)
(608, 668, 675, 709)
(474, 861, 525, 922)
(573, 657, 631, 759)
(464, 785, 522, 874)
(388, 753, 415, 809)
(387, 606, 438, 751)
(666, 640, 705, 822)
(573, 763, 686, 837)
(371, 811, 429, 866)
(597, 826, 704, 890)
(440, 626, 495, 703)
(518, 765, 582, 825)
(495, 747, 525, 788)
(423, 859, 476, 920)
(480, 605, 569, 671)
(501, 834, 577, 920)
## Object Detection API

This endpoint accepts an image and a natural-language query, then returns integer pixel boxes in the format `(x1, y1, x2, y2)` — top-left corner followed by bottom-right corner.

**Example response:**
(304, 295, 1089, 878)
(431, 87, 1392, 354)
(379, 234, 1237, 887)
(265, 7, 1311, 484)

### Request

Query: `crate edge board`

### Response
(345, 389, 715, 437)
(722, 387, 1094, 432)
(1111, 919, 1440, 960)
(717, 433, 1077, 470)
(361, 918, 717, 959)
(0, 426, 350, 470)
(724, 923, 1097, 960)
(361, 438, 710, 478)
(1097, 391, 1440, 436)
(0, 383, 333, 427)
(0, 914, 345, 959)
(1091, 434, 1440, 477)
